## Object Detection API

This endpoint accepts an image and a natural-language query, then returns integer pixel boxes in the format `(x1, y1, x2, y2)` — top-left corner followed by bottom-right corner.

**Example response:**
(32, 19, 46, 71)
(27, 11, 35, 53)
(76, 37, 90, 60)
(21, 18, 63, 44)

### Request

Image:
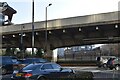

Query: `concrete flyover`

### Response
(1, 11, 120, 52)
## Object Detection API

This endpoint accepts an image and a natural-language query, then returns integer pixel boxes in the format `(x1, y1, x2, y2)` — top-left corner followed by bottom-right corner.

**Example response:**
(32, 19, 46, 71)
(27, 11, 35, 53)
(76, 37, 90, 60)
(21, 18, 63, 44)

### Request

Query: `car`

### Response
(17, 58, 49, 69)
(11, 62, 75, 80)
(0, 56, 19, 74)
(19, 58, 49, 64)
(96, 56, 116, 68)
(107, 57, 120, 70)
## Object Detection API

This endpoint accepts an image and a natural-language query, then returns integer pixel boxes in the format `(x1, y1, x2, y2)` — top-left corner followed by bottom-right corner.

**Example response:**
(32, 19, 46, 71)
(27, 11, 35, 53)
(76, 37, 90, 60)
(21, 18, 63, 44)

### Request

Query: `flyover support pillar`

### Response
(18, 47, 26, 58)
(44, 44, 53, 61)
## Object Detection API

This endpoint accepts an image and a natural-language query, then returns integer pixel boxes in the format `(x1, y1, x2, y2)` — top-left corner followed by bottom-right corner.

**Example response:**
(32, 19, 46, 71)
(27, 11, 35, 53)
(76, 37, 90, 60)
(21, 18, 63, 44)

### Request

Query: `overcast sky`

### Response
(1, 0, 120, 24)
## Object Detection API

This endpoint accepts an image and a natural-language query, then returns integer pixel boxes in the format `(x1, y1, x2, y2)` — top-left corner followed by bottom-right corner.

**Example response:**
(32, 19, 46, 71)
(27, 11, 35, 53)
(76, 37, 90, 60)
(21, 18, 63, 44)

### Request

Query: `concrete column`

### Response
(0, 13, 4, 26)
(19, 47, 26, 58)
(5, 47, 11, 56)
(44, 44, 53, 61)
(36, 48, 44, 58)
(53, 49, 58, 62)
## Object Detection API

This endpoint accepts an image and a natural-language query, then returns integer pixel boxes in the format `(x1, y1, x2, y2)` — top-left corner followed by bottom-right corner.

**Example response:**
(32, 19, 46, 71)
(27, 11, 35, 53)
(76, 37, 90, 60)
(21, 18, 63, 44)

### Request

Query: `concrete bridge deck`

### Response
(1, 11, 120, 52)
(1, 11, 119, 34)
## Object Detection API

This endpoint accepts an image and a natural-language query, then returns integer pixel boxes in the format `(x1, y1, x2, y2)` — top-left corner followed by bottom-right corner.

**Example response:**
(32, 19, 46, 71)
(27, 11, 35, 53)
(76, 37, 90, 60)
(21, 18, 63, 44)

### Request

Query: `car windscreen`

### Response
(22, 64, 42, 70)
(22, 58, 48, 64)
(22, 59, 37, 64)
(1, 57, 13, 64)
(11, 57, 18, 63)
(39, 59, 48, 63)
(51, 64, 61, 69)
(0, 56, 18, 64)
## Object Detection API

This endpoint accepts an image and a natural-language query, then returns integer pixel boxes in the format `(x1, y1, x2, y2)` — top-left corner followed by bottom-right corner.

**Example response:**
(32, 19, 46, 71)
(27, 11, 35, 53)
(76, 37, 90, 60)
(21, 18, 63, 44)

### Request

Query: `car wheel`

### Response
(98, 65, 101, 68)
(115, 65, 119, 70)
(2, 68, 7, 75)
(109, 67, 113, 70)
(103, 63, 107, 68)
(38, 77, 47, 80)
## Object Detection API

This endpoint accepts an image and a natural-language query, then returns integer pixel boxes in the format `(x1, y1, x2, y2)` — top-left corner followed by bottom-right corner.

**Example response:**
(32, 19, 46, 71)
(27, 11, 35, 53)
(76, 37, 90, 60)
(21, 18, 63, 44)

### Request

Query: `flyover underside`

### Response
(2, 22, 120, 49)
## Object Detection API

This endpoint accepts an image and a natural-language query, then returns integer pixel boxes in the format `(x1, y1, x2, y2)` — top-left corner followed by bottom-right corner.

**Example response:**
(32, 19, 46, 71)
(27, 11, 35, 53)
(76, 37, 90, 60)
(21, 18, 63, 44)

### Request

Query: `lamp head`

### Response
(49, 3, 52, 6)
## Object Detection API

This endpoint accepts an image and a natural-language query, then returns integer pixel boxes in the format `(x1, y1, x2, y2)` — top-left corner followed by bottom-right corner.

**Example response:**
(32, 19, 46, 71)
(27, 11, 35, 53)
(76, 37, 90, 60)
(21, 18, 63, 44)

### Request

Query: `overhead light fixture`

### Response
(13, 35, 15, 37)
(96, 27, 99, 30)
(49, 31, 52, 34)
(23, 33, 26, 36)
(63, 29, 65, 33)
(19, 33, 21, 36)
(2, 36, 5, 38)
(79, 28, 81, 31)
(115, 25, 118, 28)
(36, 32, 38, 35)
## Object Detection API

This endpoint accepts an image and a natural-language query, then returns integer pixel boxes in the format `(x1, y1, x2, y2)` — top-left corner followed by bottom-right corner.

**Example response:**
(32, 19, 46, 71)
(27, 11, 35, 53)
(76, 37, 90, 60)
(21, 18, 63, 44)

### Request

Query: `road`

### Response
(66, 66, 120, 79)
(1, 66, 120, 80)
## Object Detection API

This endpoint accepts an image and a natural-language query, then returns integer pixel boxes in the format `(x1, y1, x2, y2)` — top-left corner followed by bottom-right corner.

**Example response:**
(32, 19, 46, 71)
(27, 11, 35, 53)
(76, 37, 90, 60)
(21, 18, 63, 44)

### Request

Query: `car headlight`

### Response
(72, 70, 75, 74)
(13, 70, 18, 74)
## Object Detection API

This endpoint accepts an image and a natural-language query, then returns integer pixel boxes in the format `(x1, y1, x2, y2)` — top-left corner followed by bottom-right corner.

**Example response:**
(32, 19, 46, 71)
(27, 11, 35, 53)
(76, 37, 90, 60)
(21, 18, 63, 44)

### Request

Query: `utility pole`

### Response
(32, 0, 35, 56)
(45, 3, 52, 53)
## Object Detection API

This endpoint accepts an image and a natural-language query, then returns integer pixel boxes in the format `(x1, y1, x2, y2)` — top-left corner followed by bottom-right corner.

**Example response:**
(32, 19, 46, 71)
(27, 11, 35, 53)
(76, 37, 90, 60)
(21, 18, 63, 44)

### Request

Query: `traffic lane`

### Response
(64, 66, 98, 71)
(65, 66, 120, 79)
(2, 67, 120, 80)
(93, 71, 120, 80)
(65, 66, 120, 72)
(2, 72, 120, 80)
(1, 74, 11, 80)
(2, 66, 96, 80)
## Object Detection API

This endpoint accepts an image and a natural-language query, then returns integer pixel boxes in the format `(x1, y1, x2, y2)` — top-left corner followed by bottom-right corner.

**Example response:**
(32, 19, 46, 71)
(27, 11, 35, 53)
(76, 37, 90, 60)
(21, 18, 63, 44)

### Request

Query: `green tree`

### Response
(118, 43, 120, 57)
(36, 48, 44, 58)
(24, 49, 32, 58)
(0, 49, 3, 55)
(4, 48, 12, 56)
(11, 48, 17, 56)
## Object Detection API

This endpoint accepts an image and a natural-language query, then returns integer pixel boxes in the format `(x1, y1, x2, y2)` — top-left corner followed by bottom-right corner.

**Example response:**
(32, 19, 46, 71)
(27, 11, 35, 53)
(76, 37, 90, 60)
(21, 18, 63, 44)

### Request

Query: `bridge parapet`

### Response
(1, 11, 119, 34)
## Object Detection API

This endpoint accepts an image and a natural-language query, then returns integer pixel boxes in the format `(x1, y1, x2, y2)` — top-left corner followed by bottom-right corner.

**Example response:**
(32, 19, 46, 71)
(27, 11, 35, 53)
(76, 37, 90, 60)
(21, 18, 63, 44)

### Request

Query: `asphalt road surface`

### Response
(68, 66, 120, 80)
(1, 66, 120, 80)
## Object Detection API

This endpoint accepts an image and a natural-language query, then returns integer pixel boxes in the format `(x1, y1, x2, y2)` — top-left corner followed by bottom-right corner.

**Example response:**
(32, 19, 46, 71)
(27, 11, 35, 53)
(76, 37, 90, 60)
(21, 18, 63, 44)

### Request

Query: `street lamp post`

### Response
(32, 0, 35, 56)
(45, 3, 52, 53)
(21, 25, 24, 58)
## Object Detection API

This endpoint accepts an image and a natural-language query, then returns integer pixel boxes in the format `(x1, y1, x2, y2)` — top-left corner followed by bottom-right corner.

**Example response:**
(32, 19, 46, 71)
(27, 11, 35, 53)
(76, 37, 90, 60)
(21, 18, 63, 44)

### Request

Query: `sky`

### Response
(1, 0, 120, 24)
(1, 0, 120, 57)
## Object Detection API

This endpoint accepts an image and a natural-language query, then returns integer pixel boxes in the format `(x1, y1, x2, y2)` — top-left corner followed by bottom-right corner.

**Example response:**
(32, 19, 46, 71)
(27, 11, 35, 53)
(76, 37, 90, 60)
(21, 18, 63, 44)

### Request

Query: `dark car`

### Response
(17, 58, 49, 69)
(11, 62, 75, 80)
(107, 57, 120, 70)
(19, 58, 49, 64)
(0, 56, 19, 74)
